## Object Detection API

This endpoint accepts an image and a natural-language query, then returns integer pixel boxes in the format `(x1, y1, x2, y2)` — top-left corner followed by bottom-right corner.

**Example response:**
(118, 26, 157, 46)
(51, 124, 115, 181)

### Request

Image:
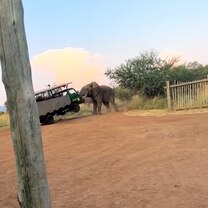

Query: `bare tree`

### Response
(0, 0, 51, 207)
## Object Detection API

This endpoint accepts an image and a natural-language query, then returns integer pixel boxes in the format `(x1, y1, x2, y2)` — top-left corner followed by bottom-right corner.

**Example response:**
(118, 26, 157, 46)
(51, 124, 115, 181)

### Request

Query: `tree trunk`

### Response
(0, 1, 51, 207)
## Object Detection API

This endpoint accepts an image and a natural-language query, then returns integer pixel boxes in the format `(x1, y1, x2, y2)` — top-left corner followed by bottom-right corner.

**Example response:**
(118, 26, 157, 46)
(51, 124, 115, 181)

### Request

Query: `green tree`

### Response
(105, 51, 178, 97)
(106, 51, 208, 98)
(169, 63, 208, 84)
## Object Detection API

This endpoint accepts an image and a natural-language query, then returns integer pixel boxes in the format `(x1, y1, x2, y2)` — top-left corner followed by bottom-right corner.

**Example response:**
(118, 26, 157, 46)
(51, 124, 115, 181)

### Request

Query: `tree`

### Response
(105, 51, 208, 98)
(105, 51, 178, 97)
(168, 63, 208, 84)
(0, 1, 51, 207)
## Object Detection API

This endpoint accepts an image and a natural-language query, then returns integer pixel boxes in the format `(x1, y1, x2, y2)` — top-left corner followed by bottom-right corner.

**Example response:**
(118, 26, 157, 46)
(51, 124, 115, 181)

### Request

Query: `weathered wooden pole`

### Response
(0, 0, 51, 207)
(166, 77, 171, 110)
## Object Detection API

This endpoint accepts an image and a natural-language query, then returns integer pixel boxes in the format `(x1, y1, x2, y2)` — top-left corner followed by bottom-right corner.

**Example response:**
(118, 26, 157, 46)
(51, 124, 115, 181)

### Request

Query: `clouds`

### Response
(0, 48, 109, 104)
(31, 48, 109, 91)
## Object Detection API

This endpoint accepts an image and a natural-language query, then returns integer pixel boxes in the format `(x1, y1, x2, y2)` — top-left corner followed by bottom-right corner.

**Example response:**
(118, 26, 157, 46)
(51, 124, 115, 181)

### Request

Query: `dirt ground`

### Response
(1, 111, 208, 208)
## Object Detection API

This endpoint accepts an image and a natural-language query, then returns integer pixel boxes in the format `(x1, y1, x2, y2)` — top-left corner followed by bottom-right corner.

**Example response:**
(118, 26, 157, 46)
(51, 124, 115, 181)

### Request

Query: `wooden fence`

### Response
(165, 78, 208, 110)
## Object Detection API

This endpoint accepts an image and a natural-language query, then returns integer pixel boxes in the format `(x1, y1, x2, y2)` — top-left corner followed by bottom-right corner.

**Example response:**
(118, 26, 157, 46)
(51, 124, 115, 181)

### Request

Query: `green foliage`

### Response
(106, 51, 172, 97)
(168, 63, 208, 84)
(106, 51, 208, 98)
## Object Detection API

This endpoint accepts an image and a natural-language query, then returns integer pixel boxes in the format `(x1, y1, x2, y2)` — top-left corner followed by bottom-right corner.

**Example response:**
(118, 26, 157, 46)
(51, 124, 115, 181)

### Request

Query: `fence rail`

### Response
(165, 78, 208, 110)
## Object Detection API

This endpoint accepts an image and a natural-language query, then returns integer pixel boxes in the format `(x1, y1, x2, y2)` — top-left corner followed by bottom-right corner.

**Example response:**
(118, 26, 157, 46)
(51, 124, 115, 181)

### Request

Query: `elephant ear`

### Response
(90, 82, 99, 97)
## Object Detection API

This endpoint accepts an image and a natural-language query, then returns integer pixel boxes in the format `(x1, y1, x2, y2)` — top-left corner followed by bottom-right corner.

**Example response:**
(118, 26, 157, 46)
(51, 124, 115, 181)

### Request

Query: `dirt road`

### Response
(1, 112, 208, 208)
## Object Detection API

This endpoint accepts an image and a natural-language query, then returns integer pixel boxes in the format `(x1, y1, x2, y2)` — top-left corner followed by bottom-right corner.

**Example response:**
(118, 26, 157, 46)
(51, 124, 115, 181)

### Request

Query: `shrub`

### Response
(105, 50, 174, 97)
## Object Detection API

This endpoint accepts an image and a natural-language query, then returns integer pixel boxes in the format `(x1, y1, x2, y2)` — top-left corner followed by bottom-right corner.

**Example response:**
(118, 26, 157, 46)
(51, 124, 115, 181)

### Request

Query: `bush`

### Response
(114, 87, 134, 101)
(105, 51, 173, 97)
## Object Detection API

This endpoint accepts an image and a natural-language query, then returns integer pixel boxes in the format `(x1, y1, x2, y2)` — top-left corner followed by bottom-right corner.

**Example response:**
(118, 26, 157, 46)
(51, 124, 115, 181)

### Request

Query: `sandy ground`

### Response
(1, 111, 208, 208)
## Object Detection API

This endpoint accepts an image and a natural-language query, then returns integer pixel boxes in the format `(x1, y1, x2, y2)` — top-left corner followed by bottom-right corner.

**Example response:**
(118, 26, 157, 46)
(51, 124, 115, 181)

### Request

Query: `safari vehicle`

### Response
(35, 82, 81, 124)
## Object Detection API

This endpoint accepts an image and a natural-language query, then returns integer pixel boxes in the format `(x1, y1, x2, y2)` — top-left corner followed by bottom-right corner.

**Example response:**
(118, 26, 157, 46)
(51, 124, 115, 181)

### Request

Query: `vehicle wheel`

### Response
(45, 114, 54, 125)
(40, 116, 44, 124)
(73, 104, 80, 113)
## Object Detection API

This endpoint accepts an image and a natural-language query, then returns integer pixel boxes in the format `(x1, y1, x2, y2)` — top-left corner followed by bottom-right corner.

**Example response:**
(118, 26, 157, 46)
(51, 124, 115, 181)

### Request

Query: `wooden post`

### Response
(166, 79, 171, 110)
(0, 1, 51, 207)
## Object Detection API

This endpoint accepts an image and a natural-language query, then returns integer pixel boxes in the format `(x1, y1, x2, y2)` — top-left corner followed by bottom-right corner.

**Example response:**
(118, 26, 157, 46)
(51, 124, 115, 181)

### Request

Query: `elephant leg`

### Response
(110, 97, 119, 112)
(97, 102, 102, 115)
(92, 101, 97, 115)
(103, 102, 111, 112)
(112, 102, 119, 112)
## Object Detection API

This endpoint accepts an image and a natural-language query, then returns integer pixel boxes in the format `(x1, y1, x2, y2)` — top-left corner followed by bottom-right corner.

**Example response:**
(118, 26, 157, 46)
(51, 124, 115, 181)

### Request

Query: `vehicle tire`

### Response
(39, 116, 46, 124)
(46, 114, 54, 124)
(73, 104, 80, 113)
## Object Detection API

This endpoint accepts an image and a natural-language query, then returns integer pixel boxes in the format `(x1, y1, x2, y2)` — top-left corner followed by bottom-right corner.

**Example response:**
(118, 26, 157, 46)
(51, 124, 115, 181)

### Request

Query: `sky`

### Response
(0, 0, 208, 105)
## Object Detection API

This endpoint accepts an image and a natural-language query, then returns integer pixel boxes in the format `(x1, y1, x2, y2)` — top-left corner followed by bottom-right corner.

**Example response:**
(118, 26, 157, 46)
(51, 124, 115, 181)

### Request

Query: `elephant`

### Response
(79, 82, 119, 115)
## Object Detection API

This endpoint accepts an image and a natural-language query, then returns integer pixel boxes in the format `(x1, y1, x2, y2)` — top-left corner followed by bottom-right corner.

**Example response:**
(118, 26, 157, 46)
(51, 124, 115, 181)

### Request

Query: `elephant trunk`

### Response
(79, 89, 88, 103)
(79, 88, 87, 97)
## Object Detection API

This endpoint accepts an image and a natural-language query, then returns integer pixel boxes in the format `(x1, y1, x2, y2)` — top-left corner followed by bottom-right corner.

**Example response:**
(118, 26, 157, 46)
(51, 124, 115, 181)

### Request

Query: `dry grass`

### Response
(55, 104, 93, 121)
(0, 113, 10, 127)
(126, 95, 167, 110)
(125, 108, 208, 117)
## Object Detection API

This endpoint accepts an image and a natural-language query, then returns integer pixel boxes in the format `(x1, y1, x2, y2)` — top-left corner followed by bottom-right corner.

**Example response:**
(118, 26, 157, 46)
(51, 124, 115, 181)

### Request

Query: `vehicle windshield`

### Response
(68, 89, 76, 94)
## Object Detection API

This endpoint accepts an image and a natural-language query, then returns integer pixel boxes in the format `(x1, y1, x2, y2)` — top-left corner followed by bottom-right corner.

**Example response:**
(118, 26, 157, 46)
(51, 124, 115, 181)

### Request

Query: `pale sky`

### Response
(0, 0, 208, 105)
